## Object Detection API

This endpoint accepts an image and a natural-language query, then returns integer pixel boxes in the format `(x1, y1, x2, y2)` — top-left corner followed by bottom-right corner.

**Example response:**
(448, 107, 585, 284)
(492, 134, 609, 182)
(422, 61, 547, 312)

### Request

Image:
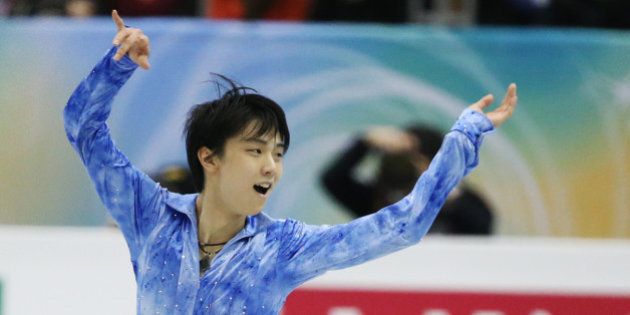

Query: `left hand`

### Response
(469, 83, 517, 128)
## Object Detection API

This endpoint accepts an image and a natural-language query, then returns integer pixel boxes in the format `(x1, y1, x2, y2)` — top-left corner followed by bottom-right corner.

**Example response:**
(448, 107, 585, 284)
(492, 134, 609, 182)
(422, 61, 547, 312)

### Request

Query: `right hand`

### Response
(364, 127, 417, 154)
(111, 10, 151, 70)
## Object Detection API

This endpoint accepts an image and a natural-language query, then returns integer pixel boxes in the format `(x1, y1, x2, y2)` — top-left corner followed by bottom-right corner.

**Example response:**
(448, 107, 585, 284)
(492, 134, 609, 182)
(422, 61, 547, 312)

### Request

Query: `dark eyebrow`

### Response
(242, 137, 285, 148)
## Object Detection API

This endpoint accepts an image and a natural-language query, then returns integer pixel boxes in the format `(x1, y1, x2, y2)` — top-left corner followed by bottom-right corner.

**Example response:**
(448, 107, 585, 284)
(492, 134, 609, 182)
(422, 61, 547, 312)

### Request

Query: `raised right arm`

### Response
(63, 13, 160, 258)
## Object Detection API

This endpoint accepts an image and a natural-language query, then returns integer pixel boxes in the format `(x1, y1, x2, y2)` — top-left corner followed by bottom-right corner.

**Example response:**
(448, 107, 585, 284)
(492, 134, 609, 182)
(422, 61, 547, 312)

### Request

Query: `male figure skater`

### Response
(64, 11, 517, 314)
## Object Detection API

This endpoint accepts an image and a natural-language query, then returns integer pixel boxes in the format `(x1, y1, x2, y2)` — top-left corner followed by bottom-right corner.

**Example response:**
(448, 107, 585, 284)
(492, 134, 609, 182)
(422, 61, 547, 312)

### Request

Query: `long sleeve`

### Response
(320, 139, 376, 217)
(278, 109, 494, 288)
(63, 47, 164, 259)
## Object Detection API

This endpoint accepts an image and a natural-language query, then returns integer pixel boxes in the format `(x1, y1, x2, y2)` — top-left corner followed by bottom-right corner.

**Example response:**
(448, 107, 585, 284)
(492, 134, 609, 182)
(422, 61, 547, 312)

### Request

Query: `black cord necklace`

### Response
(199, 242, 226, 256)
(199, 241, 228, 247)
(198, 241, 228, 274)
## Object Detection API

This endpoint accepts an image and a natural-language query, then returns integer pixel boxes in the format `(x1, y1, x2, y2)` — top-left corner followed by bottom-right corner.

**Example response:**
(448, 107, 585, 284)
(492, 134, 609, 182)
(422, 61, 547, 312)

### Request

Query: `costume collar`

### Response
(164, 192, 271, 240)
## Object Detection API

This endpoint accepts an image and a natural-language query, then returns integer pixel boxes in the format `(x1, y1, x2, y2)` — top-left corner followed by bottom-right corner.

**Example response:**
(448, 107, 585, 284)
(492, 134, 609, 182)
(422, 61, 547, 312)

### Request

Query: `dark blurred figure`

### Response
(478, 0, 630, 29)
(151, 164, 196, 194)
(321, 125, 494, 235)
(1, 0, 13, 15)
(206, 0, 312, 21)
(6, 0, 196, 16)
(101, 0, 197, 16)
(5, 0, 95, 16)
(309, 0, 408, 23)
(6, 0, 66, 15)
(477, 0, 552, 26)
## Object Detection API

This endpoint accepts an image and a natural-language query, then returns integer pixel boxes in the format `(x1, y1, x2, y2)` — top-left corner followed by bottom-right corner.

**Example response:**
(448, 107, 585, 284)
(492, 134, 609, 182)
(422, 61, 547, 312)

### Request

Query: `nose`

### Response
(261, 154, 276, 178)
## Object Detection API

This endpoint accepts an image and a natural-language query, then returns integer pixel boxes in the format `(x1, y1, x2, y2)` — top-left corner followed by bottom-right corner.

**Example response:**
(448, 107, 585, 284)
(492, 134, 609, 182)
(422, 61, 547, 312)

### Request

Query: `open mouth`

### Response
(253, 183, 271, 195)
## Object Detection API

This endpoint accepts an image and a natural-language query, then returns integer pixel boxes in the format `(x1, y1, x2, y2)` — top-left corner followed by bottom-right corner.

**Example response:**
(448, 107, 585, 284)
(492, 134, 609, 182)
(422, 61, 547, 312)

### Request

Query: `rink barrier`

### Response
(1, 227, 629, 314)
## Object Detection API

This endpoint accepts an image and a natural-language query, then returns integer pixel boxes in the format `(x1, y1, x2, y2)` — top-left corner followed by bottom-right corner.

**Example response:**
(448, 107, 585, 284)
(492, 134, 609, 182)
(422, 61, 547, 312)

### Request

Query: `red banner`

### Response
(283, 288, 630, 315)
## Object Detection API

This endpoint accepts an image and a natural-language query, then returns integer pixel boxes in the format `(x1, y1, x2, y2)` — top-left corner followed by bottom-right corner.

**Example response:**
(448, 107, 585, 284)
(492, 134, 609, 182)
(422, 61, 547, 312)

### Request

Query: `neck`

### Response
(196, 191, 247, 245)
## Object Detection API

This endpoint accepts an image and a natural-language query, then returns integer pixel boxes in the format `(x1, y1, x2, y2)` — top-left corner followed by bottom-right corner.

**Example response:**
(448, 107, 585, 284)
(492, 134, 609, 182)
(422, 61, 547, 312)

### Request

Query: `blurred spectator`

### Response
(321, 125, 494, 235)
(65, 0, 95, 17)
(6, 0, 65, 15)
(408, 0, 476, 26)
(207, 0, 311, 21)
(101, 0, 197, 16)
(309, 0, 408, 23)
(1, 0, 11, 15)
(4, 0, 95, 16)
(150, 164, 196, 194)
(477, 0, 630, 29)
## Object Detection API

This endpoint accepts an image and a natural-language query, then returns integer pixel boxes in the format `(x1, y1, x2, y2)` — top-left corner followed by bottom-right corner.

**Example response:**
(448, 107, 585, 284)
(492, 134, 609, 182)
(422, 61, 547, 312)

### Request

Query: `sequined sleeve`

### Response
(63, 47, 164, 259)
(278, 109, 494, 288)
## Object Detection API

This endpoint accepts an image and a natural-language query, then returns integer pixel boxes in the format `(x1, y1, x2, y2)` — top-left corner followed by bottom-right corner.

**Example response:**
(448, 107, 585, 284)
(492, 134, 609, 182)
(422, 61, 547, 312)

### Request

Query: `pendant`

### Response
(200, 256, 210, 274)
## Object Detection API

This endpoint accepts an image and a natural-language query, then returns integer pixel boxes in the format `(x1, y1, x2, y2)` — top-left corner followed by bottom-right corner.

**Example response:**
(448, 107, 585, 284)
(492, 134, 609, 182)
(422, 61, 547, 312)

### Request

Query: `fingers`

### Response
(112, 27, 131, 46)
(112, 10, 125, 31)
(470, 94, 494, 112)
(133, 35, 150, 69)
(114, 31, 139, 61)
(141, 36, 151, 66)
(110, 11, 151, 70)
(134, 55, 151, 69)
(486, 83, 518, 127)
(137, 33, 150, 51)
(500, 83, 518, 115)
(506, 83, 517, 100)
(500, 83, 517, 107)
(114, 29, 150, 63)
(116, 33, 151, 69)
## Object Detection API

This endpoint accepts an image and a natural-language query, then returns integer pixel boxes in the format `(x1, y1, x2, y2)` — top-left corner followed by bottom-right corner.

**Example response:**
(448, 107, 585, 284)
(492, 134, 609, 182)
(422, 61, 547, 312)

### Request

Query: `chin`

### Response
(244, 204, 265, 216)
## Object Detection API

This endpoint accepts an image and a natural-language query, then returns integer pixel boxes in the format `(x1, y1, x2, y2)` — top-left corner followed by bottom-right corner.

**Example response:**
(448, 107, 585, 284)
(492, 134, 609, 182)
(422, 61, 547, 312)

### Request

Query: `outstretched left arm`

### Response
(277, 84, 517, 289)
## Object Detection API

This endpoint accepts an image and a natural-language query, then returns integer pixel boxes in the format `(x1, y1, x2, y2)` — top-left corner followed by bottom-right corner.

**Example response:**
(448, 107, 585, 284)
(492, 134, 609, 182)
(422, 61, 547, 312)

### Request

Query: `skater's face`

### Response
(202, 122, 285, 216)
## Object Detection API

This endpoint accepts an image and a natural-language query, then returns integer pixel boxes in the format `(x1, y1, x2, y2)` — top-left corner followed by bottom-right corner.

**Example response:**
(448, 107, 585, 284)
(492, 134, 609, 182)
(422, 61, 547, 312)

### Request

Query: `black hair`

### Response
(373, 125, 443, 208)
(184, 75, 290, 192)
(406, 125, 443, 159)
(151, 164, 196, 194)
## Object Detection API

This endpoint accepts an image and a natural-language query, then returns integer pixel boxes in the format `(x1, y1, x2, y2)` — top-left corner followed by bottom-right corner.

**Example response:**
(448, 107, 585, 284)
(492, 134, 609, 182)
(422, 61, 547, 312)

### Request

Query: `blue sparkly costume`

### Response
(64, 47, 494, 314)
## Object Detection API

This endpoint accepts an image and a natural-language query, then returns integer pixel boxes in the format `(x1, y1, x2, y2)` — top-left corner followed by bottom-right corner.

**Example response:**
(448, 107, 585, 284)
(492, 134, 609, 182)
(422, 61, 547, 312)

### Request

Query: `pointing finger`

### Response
(112, 10, 125, 31)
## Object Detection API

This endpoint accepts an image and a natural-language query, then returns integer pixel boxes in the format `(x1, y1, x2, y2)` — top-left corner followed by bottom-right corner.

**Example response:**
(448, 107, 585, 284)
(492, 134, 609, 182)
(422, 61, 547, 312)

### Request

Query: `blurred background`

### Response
(1, 0, 630, 314)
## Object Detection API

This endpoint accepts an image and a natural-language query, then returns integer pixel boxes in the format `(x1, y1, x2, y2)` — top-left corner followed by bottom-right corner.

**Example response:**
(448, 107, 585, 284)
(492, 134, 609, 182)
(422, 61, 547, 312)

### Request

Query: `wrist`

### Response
(451, 108, 494, 140)
(106, 46, 138, 71)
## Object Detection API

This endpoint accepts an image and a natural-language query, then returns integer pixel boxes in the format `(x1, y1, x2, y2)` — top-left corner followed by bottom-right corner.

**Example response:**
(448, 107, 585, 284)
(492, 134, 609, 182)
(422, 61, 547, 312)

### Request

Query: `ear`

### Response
(197, 147, 220, 173)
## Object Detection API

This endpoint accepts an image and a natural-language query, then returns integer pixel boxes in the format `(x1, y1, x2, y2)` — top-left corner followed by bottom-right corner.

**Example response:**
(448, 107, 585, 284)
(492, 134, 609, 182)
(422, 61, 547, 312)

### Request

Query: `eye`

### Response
(276, 152, 284, 158)
(247, 149, 262, 155)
